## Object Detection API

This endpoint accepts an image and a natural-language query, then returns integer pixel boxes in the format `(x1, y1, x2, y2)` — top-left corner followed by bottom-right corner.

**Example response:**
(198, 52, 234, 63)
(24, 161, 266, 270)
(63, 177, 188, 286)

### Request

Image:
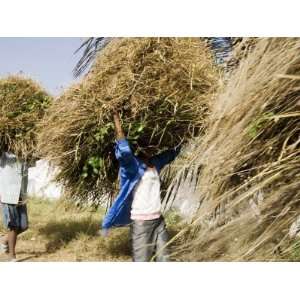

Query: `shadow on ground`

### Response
(38, 217, 100, 252)
(102, 228, 131, 257)
(36, 215, 181, 260)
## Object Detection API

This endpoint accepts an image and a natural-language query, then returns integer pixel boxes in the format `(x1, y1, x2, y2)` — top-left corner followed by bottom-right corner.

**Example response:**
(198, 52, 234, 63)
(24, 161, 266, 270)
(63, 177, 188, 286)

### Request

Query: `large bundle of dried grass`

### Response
(38, 38, 219, 201)
(221, 37, 259, 72)
(0, 76, 51, 160)
(166, 38, 300, 261)
(231, 37, 258, 63)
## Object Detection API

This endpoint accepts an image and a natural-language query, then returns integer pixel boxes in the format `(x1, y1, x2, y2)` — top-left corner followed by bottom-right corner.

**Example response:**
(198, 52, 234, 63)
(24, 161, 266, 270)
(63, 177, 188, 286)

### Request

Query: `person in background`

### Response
(101, 112, 181, 262)
(0, 149, 31, 262)
(207, 37, 233, 70)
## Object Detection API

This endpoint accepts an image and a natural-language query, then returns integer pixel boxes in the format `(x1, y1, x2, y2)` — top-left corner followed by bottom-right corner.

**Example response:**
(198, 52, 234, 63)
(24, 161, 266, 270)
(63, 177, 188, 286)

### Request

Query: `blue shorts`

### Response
(1, 203, 28, 233)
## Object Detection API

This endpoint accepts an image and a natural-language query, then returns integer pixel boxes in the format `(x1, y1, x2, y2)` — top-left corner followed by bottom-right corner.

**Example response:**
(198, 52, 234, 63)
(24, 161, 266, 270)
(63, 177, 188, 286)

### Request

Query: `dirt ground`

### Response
(0, 198, 184, 262)
(0, 198, 132, 262)
(2, 198, 297, 262)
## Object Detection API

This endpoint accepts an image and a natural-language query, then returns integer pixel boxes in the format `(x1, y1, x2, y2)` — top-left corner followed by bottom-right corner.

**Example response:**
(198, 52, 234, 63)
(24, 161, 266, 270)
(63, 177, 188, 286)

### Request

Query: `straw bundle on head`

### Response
(0, 76, 51, 160)
(166, 38, 300, 261)
(38, 38, 219, 201)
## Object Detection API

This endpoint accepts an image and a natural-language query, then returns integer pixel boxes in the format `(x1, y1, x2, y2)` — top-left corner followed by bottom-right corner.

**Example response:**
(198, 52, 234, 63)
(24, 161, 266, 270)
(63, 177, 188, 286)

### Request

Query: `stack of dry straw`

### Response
(38, 38, 219, 201)
(166, 38, 300, 261)
(0, 76, 51, 161)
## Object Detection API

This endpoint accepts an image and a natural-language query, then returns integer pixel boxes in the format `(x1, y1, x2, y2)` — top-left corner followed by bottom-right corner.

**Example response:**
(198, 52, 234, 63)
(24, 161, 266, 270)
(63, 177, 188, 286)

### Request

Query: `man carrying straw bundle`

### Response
(102, 112, 181, 262)
(0, 148, 31, 262)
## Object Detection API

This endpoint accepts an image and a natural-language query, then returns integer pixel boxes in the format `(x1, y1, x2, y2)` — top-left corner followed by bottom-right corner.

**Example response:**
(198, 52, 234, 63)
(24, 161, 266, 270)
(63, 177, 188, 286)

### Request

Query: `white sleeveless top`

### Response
(0, 152, 28, 205)
(131, 167, 161, 220)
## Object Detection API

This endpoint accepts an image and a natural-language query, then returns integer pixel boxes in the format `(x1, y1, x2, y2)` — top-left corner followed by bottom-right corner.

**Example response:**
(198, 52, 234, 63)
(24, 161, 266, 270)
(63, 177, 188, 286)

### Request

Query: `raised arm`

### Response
(149, 145, 182, 173)
(113, 112, 138, 178)
(113, 112, 125, 140)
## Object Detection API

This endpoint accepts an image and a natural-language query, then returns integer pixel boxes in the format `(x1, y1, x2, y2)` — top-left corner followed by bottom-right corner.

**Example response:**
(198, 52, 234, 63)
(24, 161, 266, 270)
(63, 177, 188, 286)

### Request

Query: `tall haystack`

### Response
(0, 76, 52, 160)
(38, 38, 219, 201)
(166, 38, 300, 261)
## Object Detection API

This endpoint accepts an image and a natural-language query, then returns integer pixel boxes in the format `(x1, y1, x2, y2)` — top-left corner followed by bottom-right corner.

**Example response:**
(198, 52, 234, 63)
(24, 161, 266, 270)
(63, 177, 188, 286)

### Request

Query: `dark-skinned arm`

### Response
(113, 112, 138, 178)
(113, 112, 125, 140)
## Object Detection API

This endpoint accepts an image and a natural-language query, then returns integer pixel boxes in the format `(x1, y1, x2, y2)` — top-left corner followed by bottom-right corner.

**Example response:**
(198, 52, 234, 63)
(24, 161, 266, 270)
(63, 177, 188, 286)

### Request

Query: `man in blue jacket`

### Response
(102, 112, 181, 261)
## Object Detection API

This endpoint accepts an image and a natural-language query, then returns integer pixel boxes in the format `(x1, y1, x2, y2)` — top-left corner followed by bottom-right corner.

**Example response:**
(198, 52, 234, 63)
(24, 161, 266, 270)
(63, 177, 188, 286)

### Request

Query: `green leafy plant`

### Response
(247, 112, 275, 138)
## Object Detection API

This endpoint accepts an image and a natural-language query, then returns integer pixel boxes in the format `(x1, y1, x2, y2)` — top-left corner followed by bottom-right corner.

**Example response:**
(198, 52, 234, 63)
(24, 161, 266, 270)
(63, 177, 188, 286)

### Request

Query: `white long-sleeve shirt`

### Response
(131, 167, 161, 221)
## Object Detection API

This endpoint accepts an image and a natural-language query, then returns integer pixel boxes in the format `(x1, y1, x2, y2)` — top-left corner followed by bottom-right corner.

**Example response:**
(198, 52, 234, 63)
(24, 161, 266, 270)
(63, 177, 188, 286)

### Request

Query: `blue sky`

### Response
(0, 37, 85, 95)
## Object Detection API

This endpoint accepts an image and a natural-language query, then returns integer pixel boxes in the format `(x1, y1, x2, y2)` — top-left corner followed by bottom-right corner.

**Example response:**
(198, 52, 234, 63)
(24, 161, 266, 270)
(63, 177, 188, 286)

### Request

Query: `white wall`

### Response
(28, 160, 63, 200)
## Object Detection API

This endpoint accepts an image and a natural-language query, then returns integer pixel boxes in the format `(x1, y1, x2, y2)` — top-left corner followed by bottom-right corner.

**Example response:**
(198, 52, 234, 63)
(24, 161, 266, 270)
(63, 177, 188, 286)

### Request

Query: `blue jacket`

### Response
(102, 138, 181, 229)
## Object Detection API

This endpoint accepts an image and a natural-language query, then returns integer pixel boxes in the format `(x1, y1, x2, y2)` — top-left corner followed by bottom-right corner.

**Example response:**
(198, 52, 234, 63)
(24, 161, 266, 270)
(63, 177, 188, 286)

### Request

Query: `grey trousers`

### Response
(130, 217, 170, 262)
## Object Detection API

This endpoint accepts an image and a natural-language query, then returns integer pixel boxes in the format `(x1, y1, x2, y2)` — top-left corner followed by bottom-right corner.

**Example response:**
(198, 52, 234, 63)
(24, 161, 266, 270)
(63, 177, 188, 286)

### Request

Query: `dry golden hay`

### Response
(38, 37, 219, 201)
(165, 38, 300, 261)
(0, 75, 52, 160)
(226, 37, 259, 71)
(232, 37, 258, 59)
